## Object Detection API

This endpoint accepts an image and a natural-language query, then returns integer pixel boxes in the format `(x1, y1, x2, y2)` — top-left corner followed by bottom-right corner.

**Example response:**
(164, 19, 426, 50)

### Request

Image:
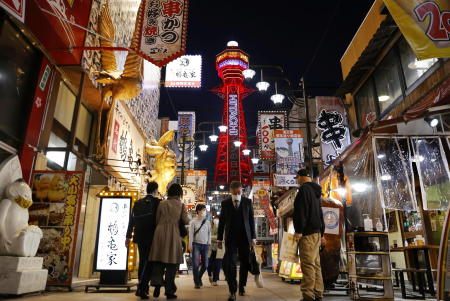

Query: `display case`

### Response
(347, 232, 394, 300)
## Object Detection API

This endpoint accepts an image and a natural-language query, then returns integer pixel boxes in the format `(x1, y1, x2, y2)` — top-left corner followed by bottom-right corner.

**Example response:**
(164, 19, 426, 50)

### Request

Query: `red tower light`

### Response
(211, 42, 254, 187)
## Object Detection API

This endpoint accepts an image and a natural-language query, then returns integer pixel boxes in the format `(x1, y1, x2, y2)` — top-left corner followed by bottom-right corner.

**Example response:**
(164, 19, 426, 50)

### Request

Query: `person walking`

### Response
(146, 183, 190, 300)
(293, 169, 326, 301)
(189, 204, 211, 289)
(207, 216, 223, 286)
(126, 182, 161, 298)
(217, 181, 256, 301)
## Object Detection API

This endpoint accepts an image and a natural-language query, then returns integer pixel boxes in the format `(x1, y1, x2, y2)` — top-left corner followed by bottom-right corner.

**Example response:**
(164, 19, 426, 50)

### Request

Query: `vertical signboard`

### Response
(133, 0, 189, 67)
(165, 55, 202, 88)
(29, 171, 85, 286)
(252, 180, 277, 233)
(185, 170, 207, 201)
(274, 130, 304, 187)
(258, 111, 287, 160)
(228, 92, 241, 182)
(316, 96, 351, 165)
(95, 197, 131, 271)
(177, 112, 195, 172)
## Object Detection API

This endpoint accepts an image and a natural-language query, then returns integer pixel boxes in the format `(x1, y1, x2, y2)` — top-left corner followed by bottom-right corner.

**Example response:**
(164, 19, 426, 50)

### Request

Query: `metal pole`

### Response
(181, 135, 186, 185)
(301, 77, 314, 177)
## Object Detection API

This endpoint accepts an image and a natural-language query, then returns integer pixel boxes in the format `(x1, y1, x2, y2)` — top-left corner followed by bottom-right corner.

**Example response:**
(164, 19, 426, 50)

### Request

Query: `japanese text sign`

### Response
(177, 111, 195, 138)
(258, 111, 287, 160)
(29, 171, 85, 286)
(165, 55, 201, 88)
(96, 197, 131, 270)
(274, 130, 304, 187)
(316, 97, 351, 166)
(383, 0, 450, 59)
(132, 0, 189, 67)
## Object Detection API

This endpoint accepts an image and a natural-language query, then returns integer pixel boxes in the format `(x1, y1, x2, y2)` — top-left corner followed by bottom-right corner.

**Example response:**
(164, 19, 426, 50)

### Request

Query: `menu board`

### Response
(95, 197, 131, 271)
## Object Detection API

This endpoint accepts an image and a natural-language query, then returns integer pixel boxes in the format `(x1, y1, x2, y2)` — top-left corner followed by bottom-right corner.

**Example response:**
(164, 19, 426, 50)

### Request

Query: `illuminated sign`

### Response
(95, 197, 131, 271)
(274, 130, 304, 187)
(228, 94, 239, 136)
(165, 55, 202, 88)
(258, 111, 287, 160)
(218, 59, 248, 69)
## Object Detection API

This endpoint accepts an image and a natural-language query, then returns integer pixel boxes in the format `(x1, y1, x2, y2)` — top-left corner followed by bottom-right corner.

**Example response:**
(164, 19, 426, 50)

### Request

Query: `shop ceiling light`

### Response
(352, 183, 368, 193)
(251, 157, 260, 164)
(233, 141, 242, 147)
(380, 174, 392, 181)
(199, 144, 208, 152)
(424, 116, 439, 127)
(209, 134, 219, 142)
(242, 68, 256, 80)
(378, 95, 390, 102)
(218, 125, 228, 133)
(242, 149, 251, 156)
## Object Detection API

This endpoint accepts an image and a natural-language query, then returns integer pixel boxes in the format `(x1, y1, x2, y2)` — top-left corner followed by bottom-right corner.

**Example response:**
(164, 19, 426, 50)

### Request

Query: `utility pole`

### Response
(301, 77, 314, 178)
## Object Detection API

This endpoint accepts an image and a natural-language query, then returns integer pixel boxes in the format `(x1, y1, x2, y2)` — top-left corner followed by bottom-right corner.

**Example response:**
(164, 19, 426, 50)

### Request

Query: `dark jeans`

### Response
(138, 260, 158, 293)
(192, 242, 209, 286)
(137, 241, 151, 281)
(152, 262, 178, 296)
(222, 240, 250, 294)
(207, 250, 222, 282)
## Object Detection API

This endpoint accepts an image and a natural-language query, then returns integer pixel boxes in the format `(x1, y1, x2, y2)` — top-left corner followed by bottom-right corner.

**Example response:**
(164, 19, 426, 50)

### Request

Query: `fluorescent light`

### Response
(234, 141, 242, 147)
(242, 69, 256, 79)
(209, 134, 218, 142)
(218, 125, 228, 133)
(199, 144, 208, 152)
(378, 95, 390, 102)
(242, 149, 251, 156)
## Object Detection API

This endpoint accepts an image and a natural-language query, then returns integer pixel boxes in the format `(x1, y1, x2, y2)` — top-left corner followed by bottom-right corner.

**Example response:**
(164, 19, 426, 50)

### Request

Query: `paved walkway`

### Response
(0, 272, 435, 301)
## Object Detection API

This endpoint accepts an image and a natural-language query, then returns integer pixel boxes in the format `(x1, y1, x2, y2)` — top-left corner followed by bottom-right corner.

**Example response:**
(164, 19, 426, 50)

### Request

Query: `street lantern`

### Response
(219, 185, 225, 190)
(208, 196, 213, 201)
(251, 157, 259, 164)
(270, 82, 284, 104)
(233, 141, 242, 147)
(209, 134, 218, 142)
(242, 149, 251, 156)
(218, 125, 228, 133)
(199, 144, 208, 152)
(242, 68, 256, 80)
(256, 70, 269, 92)
(194, 156, 198, 161)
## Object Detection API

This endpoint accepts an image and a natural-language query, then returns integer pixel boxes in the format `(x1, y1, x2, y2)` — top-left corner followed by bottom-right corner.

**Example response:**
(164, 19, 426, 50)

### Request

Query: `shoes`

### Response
(212, 281, 218, 286)
(255, 273, 264, 288)
(228, 293, 236, 301)
(166, 294, 177, 299)
(153, 286, 161, 298)
(136, 289, 149, 300)
(238, 287, 246, 296)
(194, 284, 201, 289)
(315, 298, 323, 301)
(209, 276, 213, 284)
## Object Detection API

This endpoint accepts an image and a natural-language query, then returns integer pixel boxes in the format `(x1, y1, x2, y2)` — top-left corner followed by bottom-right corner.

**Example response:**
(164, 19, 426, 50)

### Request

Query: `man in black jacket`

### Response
(217, 181, 256, 301)
(125, 181, 160, 298)
(293, 169, 325, 301)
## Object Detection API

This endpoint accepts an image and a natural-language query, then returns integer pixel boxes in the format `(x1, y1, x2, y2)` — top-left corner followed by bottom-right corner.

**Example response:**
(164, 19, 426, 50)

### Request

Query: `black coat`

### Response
(217, 196, 256, 245)
(293, 182, 325, 236)
(126, 195, 160, 244)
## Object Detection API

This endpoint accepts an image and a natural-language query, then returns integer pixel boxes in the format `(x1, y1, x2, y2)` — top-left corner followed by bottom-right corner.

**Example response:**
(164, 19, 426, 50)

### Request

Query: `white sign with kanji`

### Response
(165, 55, 201, 88)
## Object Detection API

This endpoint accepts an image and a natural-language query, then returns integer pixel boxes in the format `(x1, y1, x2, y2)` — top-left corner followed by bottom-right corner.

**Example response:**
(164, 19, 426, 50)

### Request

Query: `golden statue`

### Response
(146, 131, 177, 196)
(94, 0, 144, 158)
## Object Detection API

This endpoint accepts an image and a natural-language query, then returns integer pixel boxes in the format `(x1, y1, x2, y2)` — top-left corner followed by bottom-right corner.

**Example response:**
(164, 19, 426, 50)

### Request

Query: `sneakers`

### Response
(227, 293, 236, 301)
(255, 273, 264, 288)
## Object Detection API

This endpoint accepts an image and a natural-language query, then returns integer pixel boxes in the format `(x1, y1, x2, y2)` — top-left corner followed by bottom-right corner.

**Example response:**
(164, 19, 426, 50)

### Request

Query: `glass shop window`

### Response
(75, 104, 93, 147)
(355, 81, 377, 129)
(46, 132, 67, 168)
(373, 50, 403, 114)
(398, 38, 438, 89)
(0, 19, 40, 147)
(54, 81, 76, 130)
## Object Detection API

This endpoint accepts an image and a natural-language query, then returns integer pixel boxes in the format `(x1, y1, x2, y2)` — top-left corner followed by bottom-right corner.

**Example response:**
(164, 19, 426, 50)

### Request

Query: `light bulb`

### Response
(242, 69, 256, 79)
(256, 81, 270, 91)
(234, 141, 242, 147)
(199, 144, 208, 152)
(271, 94, 285, 104)
(242, 149, 251, 156)
(209, 134, 218, 142)
(218, 125, 228, 133)
(251, 157, 260, 164)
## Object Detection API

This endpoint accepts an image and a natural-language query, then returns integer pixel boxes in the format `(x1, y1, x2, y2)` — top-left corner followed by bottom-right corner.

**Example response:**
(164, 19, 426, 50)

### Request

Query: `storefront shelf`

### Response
(348, 251, 390, 255)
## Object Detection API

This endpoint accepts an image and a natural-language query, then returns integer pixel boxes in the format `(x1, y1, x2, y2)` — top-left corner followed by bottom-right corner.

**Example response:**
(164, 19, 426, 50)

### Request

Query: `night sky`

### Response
(158, 0, 374, 176)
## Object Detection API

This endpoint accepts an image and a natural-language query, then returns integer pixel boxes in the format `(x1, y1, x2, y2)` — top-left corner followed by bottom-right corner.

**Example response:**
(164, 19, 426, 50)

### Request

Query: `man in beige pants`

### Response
(293, 169, 325, 301)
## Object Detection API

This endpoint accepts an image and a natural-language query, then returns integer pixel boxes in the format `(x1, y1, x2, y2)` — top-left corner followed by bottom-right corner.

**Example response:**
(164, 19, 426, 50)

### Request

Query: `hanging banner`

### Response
(383, 0, 450, 60)
(274, 130, 304, 187)
(316, 97, 351, 166)
(165, 55, 201, 88)
(177, 111, 195, 138)
(132, 0, 189, 67)
(258, 111, 287, 160)
(176, 111, 195, 172)
(185, 170, 207, 201)
(95, 196, 131, 271)
(29, 171, 85, 286)
(0, 0, 25, 22)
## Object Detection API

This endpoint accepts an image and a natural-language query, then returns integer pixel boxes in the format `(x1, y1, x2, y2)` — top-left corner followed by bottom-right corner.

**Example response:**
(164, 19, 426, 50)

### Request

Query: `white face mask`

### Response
(232, 194, 242, 201)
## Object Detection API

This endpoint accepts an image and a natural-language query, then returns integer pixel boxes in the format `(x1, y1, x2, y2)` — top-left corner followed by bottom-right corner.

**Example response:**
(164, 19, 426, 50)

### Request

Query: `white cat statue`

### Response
(0, 180, 43, 257)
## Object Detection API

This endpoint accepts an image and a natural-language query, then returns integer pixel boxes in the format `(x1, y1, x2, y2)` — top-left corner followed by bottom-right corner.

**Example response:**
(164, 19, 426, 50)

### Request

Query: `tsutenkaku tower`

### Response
(211, 41, 254, 187)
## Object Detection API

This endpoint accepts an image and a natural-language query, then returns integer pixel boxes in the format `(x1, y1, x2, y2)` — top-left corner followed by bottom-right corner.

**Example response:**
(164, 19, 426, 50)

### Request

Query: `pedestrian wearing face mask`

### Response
(207, 216, 223, 286)
(189, 204, 211, 289)
(217, 181, 257, 301)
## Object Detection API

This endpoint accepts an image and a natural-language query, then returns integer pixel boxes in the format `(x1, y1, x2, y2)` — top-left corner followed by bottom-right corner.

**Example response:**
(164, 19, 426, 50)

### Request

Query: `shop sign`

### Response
(258, 111, 287, 160)
(322, 207, 340, 235)
(132, 0, 189, 67)
(316, 97, 351, 166)
(185, 170, 207, 201)
(108, 101, 146, 184)
(274, 130, 303, 187)
(181, 185, 196, 209)
(29, 171, 85, 286)
(177, 111, 195, 138)
(253, 160, 270, 174)
(95, 196, 131, 270)
(39, 65, 51, 91)
(0, 0, 25, 22)
(165, 55, 201, 88)
(383, 0, 450, 60)
(228, 94, 239, 136)
(252, 180, 271, 217)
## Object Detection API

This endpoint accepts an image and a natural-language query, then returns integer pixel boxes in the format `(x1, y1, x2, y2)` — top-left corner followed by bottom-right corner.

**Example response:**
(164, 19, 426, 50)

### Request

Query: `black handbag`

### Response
(248, 247, 260, 275)
(179, 204, 188, 237)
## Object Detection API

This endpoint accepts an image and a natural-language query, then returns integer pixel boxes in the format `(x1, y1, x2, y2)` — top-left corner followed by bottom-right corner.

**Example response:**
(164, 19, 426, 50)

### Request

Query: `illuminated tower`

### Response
(211, 41, 254, 187)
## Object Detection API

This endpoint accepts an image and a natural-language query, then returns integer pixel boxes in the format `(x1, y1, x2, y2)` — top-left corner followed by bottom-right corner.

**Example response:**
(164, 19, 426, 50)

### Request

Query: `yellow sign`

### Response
(384, 0, 450, 59)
